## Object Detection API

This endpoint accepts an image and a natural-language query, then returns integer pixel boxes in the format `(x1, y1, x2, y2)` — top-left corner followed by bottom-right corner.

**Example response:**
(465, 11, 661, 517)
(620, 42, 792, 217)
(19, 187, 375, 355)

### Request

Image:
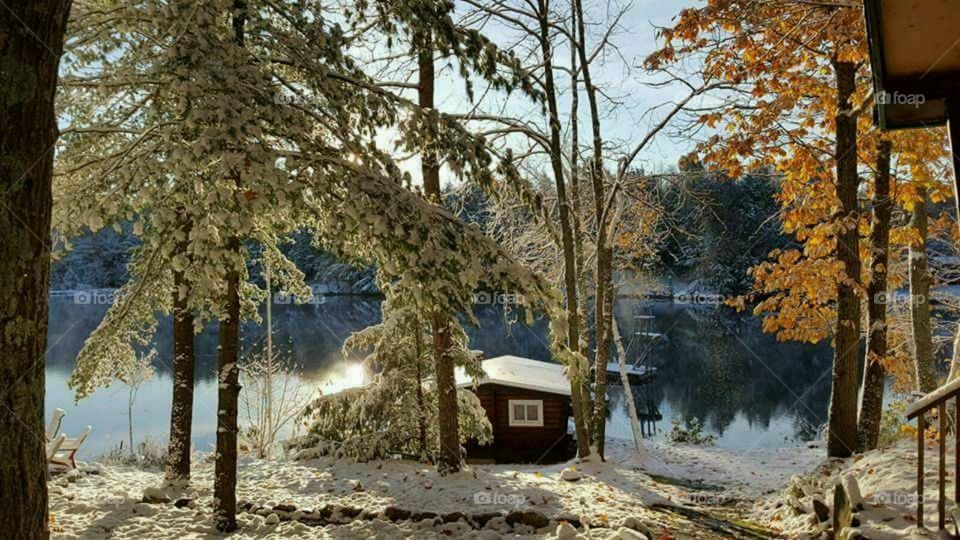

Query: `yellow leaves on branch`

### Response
(646, 0, 955, 346)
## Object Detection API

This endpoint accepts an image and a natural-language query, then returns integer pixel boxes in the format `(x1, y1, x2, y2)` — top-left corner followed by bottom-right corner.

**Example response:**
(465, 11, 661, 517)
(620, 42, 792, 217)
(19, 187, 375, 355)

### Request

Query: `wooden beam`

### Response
(919, 413, 925, 529)
(939, 403, 946, 529)
(949, 100, 960, 242)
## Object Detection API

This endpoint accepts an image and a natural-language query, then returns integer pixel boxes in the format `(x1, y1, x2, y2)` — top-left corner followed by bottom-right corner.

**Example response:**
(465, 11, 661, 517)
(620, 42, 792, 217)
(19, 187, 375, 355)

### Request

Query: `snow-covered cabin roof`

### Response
(456, 355, 570, 396)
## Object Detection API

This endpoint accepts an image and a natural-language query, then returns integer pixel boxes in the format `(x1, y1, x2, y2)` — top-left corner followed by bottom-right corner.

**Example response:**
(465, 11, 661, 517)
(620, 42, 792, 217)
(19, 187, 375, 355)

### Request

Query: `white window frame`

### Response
(508, 399, 544, 427)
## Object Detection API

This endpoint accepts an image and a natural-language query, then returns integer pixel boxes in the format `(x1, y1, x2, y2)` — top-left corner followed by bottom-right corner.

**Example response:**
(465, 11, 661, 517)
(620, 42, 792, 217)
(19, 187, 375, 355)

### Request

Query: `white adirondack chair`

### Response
(50, 426, 91, 470)
(46, 408, 65, 441)
(46, 434, 66, 463)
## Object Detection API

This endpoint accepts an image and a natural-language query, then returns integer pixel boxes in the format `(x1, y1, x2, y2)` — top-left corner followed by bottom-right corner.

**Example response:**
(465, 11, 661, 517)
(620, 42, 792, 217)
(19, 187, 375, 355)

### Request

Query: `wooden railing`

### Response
(906, 378, 960, 530)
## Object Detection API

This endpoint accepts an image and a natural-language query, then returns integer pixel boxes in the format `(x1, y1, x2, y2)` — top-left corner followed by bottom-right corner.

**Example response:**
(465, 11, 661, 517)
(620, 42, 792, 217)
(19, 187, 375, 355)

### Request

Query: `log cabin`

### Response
(456, 356, 575, 464)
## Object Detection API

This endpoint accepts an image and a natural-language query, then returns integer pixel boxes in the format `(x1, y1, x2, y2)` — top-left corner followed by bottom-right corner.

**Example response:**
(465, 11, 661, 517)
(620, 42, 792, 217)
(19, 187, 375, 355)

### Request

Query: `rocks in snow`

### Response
(265, 513, 280, 525)
(555, 521, 579, 539)
(833, 482, 853, 532)
(484, 516, 508, 531)
(133, 502, 159, 517)
(340, 506, 363, 519)
(384, 506, 411, 521)
(470, 512, 501, 528)
(616, 526, 649, 540)
(235, 497, 586, 536)
(442, 511, 466, 523)
(841, 473, 864, 511)
(560, 467, 582, 482)
(141, 487, 171, 504)
(505, 510, 524, 526)
(788, 475, 805, 499)
(411, 511, 438, 523)
(811, 497, 831, 523)
(274, 503, 297, 513)
(521, 510, 549, 529)
(173, 497, 193, 508)
(621, 516, 653, 536)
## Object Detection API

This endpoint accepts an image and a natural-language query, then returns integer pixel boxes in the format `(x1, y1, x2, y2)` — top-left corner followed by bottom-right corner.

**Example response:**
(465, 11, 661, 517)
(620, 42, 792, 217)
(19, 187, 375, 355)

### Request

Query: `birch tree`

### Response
(461, 0, 722, 459)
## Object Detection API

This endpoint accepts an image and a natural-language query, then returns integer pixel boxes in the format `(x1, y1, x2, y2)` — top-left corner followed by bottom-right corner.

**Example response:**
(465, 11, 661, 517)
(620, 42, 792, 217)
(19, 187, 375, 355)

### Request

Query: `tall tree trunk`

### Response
(214, 2, 245, 531)
(415, 314, 427, 459)
(165, 230, 195, 486)
(857, 139, 892, 452)
(0, 1, 72, 537)
(612, 311, 644, 455)
(418, 35, 461, 474)
(568, 0, 588, 355)
(910, 188, 937, 393)
(431, 313, 461, 473)
(214, 240, 241, 532)
(128, 387, 135, 456)
(536, 0, 591, 459)
(826, 60, 862, 458)
(948, 325, 960, 382)
(573, 0, 612, 458)
(948, 102, 960, 384)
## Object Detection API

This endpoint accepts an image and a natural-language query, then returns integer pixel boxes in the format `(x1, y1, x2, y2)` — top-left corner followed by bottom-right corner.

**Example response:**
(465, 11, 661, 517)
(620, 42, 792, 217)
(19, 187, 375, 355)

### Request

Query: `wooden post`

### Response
(919, 413, 926, 528)
(939, 403, 946, 529)
(948, 100, 960, 237)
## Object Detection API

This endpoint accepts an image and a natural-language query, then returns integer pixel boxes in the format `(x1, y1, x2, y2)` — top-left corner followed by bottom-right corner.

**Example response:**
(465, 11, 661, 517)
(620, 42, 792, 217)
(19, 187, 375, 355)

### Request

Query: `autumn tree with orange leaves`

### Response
(647, 0, 952, 456)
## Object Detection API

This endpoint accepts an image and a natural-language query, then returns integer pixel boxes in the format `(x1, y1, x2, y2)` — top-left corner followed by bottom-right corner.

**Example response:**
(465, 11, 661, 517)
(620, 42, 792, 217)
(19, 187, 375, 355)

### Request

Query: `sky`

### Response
(375, 0, 704, 188)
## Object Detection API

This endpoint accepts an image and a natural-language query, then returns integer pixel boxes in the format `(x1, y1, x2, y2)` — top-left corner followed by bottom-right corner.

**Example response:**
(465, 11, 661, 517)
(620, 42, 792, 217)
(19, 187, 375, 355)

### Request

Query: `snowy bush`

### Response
(293, 284, 492, 462)
(878, 401, 911, 450)
(97, 435, 169, 469)
(239, 344, 312, 459)
(665, 417, 717, 445)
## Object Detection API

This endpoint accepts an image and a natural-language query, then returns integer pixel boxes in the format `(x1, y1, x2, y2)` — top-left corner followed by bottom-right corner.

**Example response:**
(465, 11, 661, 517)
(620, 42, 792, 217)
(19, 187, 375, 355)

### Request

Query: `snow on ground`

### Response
(752, 437, 958, 538)
(618, 440, 822, 501)
(49, 438, 824, 538)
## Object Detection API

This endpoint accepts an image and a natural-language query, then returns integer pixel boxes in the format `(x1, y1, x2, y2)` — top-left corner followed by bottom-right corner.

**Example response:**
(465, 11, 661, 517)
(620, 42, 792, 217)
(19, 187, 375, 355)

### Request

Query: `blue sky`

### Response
(376, 0, 704, 187)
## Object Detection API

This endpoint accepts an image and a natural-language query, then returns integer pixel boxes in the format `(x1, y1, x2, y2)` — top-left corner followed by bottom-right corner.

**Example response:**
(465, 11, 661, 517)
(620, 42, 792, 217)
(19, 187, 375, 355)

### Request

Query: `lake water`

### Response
(45, 295, 833, 459)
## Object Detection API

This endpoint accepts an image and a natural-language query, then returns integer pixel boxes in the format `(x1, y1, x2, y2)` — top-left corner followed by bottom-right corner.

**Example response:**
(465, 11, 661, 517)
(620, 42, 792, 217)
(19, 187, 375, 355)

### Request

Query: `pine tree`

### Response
(297, 283, 492, 462)
(0, 1, 72, 536)
(57, 0, 579, 521)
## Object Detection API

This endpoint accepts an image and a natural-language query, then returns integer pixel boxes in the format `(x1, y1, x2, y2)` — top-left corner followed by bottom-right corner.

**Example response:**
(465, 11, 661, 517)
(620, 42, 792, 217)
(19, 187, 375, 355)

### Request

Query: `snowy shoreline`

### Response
(49, 439, 822, 538)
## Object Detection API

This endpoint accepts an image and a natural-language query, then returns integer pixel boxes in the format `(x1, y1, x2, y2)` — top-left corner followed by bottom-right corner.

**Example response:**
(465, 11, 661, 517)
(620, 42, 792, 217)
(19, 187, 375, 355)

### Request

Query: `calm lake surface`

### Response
(45, 295, 833, 459)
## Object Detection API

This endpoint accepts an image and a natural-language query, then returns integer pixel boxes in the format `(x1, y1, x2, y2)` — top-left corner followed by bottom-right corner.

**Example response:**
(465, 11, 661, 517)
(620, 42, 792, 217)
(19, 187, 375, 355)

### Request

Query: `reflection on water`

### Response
(45, 295, 832, 458)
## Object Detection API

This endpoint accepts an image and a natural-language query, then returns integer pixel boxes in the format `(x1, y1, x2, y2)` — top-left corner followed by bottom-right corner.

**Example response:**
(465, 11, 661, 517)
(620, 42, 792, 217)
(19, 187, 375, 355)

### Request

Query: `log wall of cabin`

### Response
(466, 383, 573, 463)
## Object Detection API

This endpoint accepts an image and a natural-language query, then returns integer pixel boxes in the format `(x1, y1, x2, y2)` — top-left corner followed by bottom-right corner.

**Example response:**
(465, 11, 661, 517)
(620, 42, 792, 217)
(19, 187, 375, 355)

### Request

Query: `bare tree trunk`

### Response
(910, 187, 937, 393)
(165, 231, 195, 486)
(415, 314, 427, 458)
(568, 0, 588, 356)
(612, 316, 644, 454)
(214, 241, 241, 532)
(857, 139, 891, 452)
(572, 0, 611, 458)
(949, 326, 960, 382)
(214, 2, 245, 531)
(418, 36, 462, 474)
(536, 0, 591, 459)
(0, 1, 72, 536)
(826, 60, 862, 459)
(432, 313, 461, 473)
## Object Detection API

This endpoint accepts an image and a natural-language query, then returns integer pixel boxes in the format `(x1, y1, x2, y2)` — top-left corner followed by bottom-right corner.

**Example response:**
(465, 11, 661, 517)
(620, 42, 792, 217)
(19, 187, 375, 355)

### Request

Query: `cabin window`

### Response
(508, 399, 543, 427)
